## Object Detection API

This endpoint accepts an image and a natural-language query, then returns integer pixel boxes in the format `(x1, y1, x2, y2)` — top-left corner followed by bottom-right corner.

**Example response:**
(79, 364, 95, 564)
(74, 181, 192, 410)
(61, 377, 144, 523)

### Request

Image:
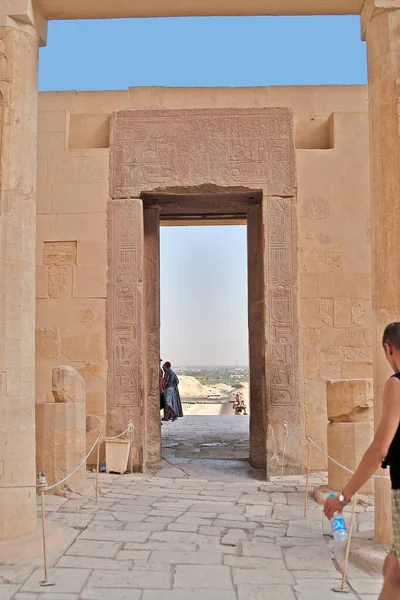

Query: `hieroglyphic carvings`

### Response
(268, 198, 298, 407)
(107, 200, 143, 429)
(303, 194, 331, 220)
(143, 208, 161, 467)
(110, 108, 295, 199)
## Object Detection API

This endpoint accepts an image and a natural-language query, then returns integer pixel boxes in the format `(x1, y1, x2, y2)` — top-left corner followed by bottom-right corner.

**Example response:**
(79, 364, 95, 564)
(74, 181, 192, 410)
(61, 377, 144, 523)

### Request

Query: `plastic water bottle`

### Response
(328, 494, 348, 543)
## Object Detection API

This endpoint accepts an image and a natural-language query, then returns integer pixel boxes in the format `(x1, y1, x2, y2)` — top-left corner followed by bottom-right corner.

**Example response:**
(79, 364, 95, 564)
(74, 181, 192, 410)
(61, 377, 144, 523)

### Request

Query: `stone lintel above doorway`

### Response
(109, 107, 296, 201)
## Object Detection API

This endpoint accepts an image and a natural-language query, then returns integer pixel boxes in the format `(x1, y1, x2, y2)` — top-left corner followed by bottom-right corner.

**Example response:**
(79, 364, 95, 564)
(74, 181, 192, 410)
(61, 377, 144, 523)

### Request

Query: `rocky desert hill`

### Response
(179, 375, 249, 400)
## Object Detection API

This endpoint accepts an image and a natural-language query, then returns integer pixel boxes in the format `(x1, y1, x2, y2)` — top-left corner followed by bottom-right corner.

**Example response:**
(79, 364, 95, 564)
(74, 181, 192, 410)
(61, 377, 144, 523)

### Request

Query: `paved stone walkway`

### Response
(162, 415, 249, 460)
(0, 416, 383, 600)
(1, 473, 382, 600)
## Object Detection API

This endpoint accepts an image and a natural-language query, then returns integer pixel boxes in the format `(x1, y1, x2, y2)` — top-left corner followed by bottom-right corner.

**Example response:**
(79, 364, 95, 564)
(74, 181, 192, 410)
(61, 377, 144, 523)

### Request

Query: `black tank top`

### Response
(383, 373, 400, 489)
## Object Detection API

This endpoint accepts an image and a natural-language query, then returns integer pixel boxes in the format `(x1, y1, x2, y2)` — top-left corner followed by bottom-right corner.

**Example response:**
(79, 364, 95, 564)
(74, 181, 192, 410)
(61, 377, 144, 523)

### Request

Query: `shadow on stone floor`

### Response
(160, 415, 261, 481)
(158, 457, 265, 482)
(161, 415, 249, 457)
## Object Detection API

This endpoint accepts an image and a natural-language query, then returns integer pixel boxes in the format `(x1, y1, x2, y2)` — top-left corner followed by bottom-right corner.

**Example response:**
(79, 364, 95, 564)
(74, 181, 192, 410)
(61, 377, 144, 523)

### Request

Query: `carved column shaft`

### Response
(362, 2, 400, 545)
(0, 8, 43, 539)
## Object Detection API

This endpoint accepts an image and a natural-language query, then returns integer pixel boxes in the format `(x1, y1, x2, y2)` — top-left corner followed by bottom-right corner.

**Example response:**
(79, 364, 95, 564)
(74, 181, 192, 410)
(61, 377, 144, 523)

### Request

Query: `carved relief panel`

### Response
(268, 198, 298, 408)
(107, 200, 144, 437)
(110, 108, 295, 198)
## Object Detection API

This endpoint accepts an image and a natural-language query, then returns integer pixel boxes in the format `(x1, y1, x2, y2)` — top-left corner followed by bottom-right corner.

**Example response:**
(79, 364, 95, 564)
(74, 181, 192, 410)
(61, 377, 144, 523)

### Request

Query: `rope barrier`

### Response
(101, 422, 134, 441)
(44, 435, 101, 492)
(39, 421, 134, 586)
(43, 421, 134, 491)
(0, 421, 135, 492)
(284, 423, 390, 480)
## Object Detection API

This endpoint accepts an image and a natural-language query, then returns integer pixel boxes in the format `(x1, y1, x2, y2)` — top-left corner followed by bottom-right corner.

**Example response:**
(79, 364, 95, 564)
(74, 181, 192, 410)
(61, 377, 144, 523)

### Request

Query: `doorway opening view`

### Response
(141, 186, 271, 475)
(160, 222, 253, 477)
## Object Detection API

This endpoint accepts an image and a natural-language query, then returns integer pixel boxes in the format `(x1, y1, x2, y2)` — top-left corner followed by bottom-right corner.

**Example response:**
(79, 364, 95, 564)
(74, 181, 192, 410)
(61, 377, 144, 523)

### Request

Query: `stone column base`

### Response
(327, 421, 374, 495)
(334, 535, 387, 576)
(0, 520, 66, 565)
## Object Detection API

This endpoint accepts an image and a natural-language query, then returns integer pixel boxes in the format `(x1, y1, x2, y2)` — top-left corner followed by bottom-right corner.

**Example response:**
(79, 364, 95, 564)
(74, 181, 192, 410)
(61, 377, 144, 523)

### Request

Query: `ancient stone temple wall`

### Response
(36, 108, 109, 445)
(35, 85, 371, 469)
(297, 109, 371, 467)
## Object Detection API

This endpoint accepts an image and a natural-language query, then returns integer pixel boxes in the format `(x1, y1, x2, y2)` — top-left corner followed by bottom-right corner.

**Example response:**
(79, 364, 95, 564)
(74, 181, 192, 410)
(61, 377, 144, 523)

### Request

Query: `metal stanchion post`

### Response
(281, 424, 288, 479)
(37, 472, 54, 588)
(333, 494, 357, 594)
(340, 494, 357, 591)
(95, 439, 100, 505)
(304, 437, 312, 518)
(129, 422, 134, 474)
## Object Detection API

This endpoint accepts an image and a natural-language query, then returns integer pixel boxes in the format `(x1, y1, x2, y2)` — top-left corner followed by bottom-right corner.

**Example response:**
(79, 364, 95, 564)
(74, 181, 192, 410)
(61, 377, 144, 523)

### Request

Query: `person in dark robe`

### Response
(160, 359, 177, 422)
(163, 361, 183, 418)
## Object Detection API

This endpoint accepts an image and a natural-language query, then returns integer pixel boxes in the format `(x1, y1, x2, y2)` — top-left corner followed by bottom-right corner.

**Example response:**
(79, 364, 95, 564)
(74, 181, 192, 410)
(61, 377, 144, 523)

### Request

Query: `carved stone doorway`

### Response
(107, 108, 300, 476)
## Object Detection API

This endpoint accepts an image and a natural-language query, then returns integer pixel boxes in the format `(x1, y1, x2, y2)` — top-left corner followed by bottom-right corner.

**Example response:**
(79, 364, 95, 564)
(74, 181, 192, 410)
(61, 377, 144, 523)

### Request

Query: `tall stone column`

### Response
(362, 0, 400, 545)
(0, 4, 46, 539)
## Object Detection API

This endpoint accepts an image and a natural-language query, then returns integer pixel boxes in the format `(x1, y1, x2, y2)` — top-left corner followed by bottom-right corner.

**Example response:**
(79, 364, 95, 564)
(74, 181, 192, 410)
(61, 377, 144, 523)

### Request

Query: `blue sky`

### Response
(38, 15, 367, 365)
(39, 16, 367, 90)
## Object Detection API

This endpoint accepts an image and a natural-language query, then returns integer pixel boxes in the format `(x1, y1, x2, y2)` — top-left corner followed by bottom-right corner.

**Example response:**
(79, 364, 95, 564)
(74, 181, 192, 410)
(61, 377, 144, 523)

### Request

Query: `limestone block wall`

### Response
(36, 107, 109, 447)
(297, 110, 372, 468)
(35, 85, 371, 469)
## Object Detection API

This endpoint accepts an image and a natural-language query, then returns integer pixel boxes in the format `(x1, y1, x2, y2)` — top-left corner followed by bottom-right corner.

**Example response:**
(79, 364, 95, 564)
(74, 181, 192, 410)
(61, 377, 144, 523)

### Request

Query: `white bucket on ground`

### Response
(105, 439, 130, 474)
